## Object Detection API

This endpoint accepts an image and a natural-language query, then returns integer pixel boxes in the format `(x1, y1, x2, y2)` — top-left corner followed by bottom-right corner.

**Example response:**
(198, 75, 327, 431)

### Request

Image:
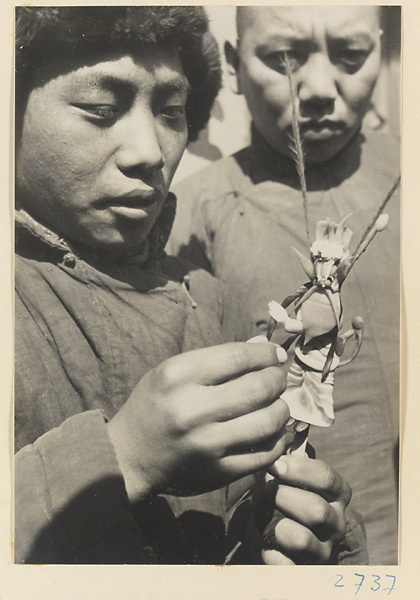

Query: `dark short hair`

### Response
(15, 6, 222, 141)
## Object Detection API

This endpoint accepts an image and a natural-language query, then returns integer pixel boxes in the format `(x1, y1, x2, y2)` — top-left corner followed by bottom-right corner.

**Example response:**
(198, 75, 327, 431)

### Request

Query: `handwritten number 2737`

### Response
(335, 574, 396, 595)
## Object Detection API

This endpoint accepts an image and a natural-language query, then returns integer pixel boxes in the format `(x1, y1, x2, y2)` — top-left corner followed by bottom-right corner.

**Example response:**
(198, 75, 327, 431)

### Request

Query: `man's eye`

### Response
(160, 105, 186, 121)
(74, 104, 119, 121)
(335, 50, 369, 72)
(263, 51, 306, 74)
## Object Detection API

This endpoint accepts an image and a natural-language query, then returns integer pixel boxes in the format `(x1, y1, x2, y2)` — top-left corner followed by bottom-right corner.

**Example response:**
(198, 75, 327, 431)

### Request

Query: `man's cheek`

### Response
(257, 81, 289, 114)
(363, 51, 381, 80)
(244, 60, 280, 93)
(345, 66, 380, 108)
(166, 134, 189, 174)
(343, 83, 376, 116)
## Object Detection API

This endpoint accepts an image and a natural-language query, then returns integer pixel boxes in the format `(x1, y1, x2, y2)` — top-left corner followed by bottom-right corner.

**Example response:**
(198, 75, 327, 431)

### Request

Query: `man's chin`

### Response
(300, 136, 353, 167)
(267, 125, 357, 167)
(68, 231, 150, 263)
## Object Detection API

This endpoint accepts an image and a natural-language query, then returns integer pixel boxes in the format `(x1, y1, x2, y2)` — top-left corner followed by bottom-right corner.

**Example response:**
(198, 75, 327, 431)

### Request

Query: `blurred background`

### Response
(174, 6, 401, 184)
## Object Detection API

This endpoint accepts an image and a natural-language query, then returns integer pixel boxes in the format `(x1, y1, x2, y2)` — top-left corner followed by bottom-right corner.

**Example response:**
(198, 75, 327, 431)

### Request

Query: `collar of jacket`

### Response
(15, 192, 177, 268)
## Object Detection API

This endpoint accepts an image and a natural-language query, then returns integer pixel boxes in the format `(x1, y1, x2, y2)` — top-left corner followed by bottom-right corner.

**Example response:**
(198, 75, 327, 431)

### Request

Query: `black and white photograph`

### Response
(5, 1, 418, 596)
(13, 3, 400, 568)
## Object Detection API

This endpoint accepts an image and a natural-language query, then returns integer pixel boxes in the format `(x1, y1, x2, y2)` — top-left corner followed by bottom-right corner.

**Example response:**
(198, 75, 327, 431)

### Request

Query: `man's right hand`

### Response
(107, 342, 289, 503)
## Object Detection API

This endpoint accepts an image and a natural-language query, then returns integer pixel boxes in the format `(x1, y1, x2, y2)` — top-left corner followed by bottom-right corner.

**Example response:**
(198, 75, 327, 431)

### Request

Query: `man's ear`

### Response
(224, 41, 242, 95)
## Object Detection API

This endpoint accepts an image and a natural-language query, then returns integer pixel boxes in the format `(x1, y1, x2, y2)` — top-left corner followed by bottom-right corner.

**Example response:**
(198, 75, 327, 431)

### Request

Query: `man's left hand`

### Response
(262, 455, 352, 565)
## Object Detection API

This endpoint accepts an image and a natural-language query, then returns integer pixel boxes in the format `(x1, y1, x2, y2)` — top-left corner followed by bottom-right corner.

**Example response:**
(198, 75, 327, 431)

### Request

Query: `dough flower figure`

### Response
(267, 214, 390, 453)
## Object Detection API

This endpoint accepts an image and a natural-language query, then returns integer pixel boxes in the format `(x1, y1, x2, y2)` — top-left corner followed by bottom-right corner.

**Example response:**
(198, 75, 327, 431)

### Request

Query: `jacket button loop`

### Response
(63, 252, 76, 268)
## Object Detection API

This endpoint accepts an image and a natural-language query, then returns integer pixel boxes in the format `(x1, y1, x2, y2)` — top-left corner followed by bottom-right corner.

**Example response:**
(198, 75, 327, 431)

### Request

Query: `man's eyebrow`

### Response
(154, 78, 191, 95)
(89, 73, 190, 95)
(329, 32, 375, 45)
(256, 35, 313, 55)
(259, 32, 309, 45)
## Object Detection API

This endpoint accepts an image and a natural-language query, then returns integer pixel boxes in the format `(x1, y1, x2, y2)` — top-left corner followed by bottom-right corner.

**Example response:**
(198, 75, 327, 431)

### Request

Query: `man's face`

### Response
(16, 47, 189, 256)
(233, 7, 381, 165)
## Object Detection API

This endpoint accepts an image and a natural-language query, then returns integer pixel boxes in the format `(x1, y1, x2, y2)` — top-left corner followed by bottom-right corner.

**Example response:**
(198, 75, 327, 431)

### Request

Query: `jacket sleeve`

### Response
(336, 508, 369, 565)
(15, 410, 156, 564)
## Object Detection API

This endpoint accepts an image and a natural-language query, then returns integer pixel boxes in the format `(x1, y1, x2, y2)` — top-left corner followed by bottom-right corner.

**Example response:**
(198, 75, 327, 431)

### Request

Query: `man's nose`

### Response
(116, 109, 164, 175)
(297, 53, 338, 107)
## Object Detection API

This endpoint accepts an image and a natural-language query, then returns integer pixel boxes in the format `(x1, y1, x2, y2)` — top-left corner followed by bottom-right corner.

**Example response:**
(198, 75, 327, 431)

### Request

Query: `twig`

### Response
(283, 54, 311, 247)
(352, 175, 401, 259)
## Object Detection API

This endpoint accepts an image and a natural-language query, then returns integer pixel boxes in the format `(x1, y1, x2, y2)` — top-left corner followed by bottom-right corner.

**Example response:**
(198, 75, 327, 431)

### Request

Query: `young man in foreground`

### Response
(169, 6, 399, 564)
(14, 6, 367, 566)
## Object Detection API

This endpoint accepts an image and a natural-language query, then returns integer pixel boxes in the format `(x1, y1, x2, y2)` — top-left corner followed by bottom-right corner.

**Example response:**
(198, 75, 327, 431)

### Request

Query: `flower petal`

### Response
(268, 300, 288, 323)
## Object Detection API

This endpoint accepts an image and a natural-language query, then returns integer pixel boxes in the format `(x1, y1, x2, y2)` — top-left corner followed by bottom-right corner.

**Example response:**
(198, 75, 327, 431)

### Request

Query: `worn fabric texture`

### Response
(15, 200, 254, 564)
(169, 127, 400, 565)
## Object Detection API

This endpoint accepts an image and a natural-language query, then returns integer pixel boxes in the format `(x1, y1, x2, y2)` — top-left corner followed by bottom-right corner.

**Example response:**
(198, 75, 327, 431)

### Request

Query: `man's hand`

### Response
(107, 342, 289, 503)
(261, 455, 352, 565)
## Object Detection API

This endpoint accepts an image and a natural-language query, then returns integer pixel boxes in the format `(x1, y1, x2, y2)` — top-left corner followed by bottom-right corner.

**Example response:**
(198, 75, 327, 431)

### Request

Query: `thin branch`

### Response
(352, 174, 401, 259)
(283, 54, 311, 246)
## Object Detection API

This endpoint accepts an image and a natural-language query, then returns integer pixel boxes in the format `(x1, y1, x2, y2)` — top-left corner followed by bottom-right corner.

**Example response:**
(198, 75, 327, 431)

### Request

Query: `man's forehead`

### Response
(33, 48, 189, 94)
(237, 6, 380, 40)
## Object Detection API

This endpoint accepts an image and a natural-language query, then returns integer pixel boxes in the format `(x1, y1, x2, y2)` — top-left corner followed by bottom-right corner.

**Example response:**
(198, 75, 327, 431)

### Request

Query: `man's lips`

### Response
(299, 120, 346, 141)
(102, 191, 159, 209)
(99, 191, 161, 220)
(300, 119, 345, 132)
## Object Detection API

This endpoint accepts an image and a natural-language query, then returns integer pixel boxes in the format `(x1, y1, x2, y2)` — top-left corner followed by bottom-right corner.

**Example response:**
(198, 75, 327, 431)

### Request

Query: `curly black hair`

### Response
(15, 6, 222, 142)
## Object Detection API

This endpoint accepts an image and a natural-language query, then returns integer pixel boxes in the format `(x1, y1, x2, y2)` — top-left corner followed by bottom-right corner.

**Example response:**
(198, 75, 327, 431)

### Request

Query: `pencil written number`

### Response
(335, 573, 396, 595)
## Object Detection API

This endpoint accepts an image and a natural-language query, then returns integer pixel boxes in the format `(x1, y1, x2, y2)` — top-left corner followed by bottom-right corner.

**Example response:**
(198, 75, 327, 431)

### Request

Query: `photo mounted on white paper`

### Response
(14, 5, 400, 567)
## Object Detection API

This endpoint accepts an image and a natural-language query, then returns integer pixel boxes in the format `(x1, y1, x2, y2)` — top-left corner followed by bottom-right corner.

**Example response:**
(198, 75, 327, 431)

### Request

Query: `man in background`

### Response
(169, 6, 399, 564)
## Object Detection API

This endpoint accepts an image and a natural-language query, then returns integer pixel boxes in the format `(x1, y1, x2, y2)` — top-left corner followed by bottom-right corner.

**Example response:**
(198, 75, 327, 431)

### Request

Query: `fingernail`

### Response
(276, 347, 288, 364)
(246, 335, 268, 344)
(274, 457, 287, 476)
